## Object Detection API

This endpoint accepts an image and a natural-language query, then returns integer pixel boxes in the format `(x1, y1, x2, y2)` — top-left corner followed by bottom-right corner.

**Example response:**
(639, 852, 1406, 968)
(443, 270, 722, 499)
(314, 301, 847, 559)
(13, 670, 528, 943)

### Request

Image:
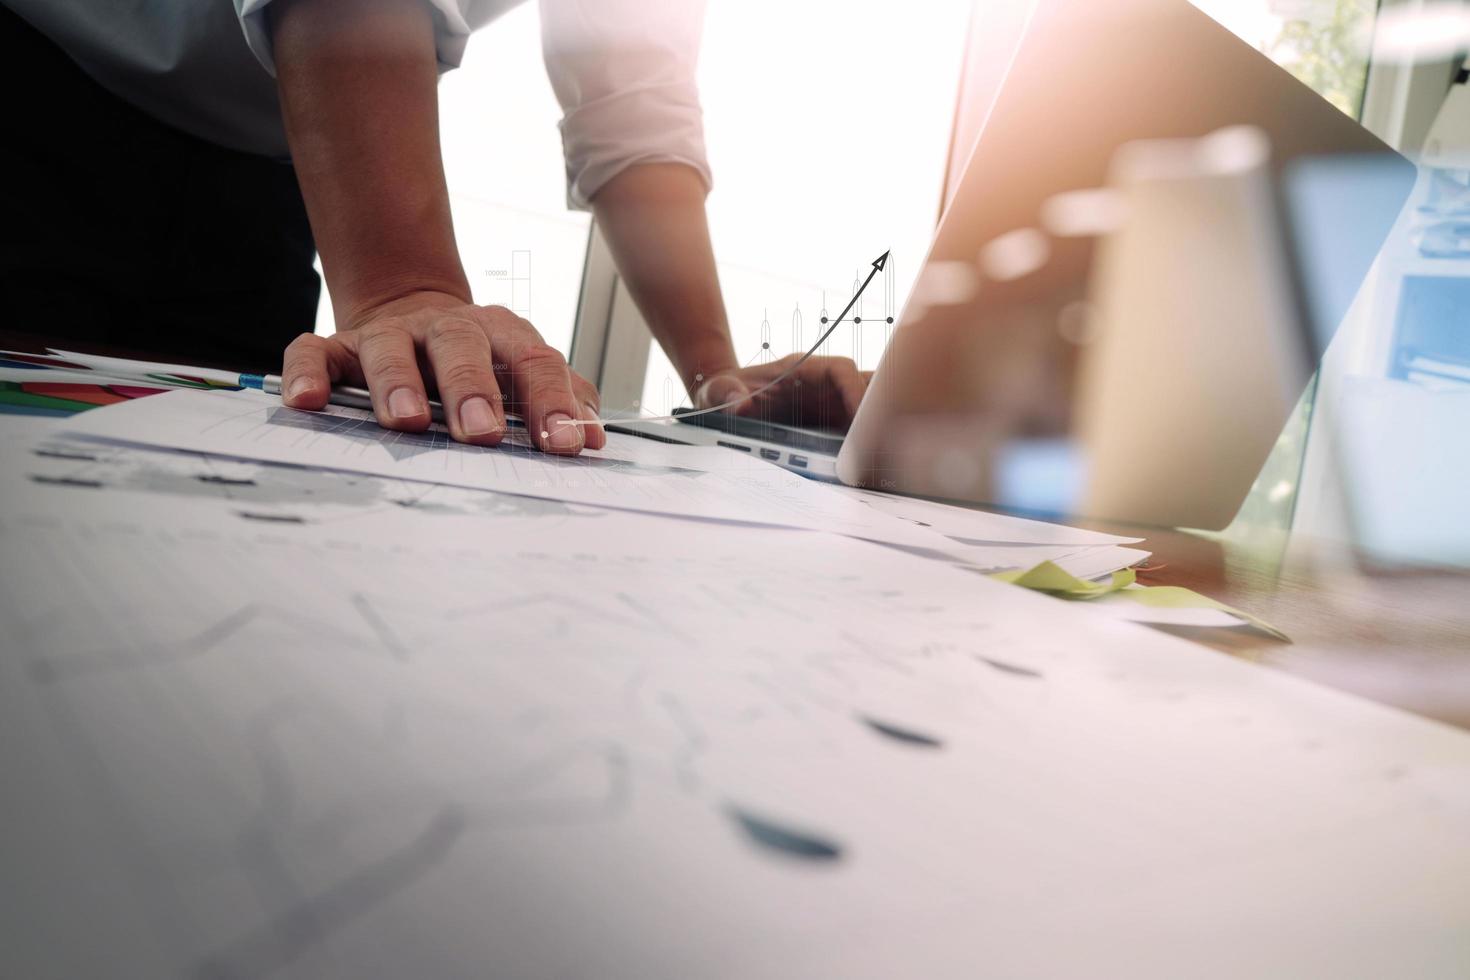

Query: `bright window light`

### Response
(639, 0, 972, 415)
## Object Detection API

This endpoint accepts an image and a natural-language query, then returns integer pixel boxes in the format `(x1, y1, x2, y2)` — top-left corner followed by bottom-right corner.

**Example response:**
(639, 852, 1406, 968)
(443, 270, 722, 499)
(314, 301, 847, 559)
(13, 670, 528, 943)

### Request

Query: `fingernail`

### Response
(545, 412, 583, 451)
(387, 387, 425, 420)
(582, 401, 601, 423)
(459, 396, 499, 436)
(285, 377, 316, 402)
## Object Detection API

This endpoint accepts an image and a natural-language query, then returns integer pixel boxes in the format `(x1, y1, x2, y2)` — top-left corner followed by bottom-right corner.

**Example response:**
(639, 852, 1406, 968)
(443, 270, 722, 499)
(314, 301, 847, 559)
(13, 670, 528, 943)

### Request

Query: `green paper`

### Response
(992, 560, 1288, 641)
(0, 384, 93, 414)
(992, 561, 1136, 597)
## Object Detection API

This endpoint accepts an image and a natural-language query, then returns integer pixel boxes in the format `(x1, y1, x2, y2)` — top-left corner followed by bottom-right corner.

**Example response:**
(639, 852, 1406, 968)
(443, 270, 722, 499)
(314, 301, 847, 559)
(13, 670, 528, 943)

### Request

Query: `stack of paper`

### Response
(61, 388, 1152, 578)
(3, 353, 1154, 581)
(0, 366, 1278, 633)
(833, 483, 1150, 575)
(2, 395, 1467, 978)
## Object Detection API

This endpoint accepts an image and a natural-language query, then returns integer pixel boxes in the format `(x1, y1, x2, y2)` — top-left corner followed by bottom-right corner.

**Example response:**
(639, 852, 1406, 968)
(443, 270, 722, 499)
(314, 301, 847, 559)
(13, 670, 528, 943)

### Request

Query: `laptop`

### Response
(614, 0, 1412, 528)
(610, 408, 847, 480)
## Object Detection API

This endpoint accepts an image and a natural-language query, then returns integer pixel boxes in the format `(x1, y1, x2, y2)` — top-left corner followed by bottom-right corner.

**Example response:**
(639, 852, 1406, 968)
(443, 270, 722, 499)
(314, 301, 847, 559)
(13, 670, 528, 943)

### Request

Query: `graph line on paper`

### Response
(258, 406, 696, 479)
(21, 433, 603, 528)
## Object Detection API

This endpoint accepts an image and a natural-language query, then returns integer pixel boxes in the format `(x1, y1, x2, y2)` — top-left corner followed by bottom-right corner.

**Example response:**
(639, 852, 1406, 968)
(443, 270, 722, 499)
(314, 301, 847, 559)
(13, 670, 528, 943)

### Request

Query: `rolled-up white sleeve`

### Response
(234, 0, 478, 76)
(540, 0, 712, 210)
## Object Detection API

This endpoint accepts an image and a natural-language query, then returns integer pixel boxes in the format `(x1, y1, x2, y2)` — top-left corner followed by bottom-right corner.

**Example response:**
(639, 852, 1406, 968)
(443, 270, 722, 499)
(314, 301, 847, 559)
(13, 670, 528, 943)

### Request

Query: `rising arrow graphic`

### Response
(812, 250, 889, 352)
(565, 250, 890, 427)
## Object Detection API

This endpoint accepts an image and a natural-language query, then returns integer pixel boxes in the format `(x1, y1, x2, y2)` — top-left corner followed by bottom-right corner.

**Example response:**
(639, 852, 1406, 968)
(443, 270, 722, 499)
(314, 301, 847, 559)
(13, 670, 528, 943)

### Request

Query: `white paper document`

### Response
(0, 366, 158, 387)
(2, 437, 1469, 979)
(63, 388, 961, 551)
(836, 484, 1145, 546)
(1036, 543, 1151, 579)
(1080, 595, 1254, 628)
(937, 541, 1150, 577)
(829, 483, 1152, 576)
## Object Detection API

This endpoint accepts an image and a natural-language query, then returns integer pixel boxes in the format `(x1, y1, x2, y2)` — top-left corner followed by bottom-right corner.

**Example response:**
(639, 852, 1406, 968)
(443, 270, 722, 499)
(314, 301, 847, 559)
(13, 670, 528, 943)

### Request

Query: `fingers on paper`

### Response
(280, 333, 355, 411)
(488, 312, 583, 455)
(355, 320, 431, 432)
(424, 316, 507, 446)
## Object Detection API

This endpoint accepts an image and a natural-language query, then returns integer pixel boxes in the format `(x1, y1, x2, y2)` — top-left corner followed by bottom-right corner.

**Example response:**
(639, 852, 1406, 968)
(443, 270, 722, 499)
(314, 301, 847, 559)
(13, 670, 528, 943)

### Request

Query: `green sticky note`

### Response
(992, 561, 1136, 597)
(992, 560, 1288, 641)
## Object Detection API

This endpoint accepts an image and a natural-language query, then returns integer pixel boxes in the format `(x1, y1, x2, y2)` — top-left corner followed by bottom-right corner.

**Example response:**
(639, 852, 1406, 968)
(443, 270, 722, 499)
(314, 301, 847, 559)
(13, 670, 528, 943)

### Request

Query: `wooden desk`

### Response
(1095, 519, 1470, 731)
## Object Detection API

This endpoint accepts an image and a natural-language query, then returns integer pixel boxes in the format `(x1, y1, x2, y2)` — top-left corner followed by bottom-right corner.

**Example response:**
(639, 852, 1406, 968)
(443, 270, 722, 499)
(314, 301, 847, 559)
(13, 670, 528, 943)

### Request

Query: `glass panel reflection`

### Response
(1288, 125, 1470, 567)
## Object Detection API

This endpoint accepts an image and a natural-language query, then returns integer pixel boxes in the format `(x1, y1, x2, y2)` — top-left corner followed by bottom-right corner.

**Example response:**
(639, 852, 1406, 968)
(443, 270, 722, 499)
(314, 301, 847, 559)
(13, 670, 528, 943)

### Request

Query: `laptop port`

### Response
(759, 448, 781, 461)
(716, 440, 751, 452)
(788, 454, 809, 468)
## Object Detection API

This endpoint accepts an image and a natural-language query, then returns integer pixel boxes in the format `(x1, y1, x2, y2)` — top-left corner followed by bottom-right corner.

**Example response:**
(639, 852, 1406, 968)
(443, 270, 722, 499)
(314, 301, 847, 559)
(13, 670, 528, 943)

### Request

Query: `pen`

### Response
(247, 374, 433, 425)
(241, 375, 525, 429)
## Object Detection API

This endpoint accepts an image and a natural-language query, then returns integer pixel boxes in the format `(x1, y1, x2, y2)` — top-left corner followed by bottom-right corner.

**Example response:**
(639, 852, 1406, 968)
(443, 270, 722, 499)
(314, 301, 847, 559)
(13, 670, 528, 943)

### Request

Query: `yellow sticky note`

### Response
(991, 561, 1289, 641)
(992, 561, 1136, 597)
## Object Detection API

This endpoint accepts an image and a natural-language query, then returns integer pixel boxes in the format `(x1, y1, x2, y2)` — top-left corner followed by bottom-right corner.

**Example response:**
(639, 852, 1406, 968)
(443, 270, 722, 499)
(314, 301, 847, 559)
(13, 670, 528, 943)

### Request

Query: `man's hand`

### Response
(271, 0, 603, 454)
(691, 354, 872, 432)
(280, 291, 605, 454)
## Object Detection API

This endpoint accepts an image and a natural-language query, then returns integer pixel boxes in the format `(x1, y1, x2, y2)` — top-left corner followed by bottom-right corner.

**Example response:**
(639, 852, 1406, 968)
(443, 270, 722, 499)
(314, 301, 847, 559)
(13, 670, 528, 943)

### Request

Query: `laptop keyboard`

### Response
(673, 409, 844, 456)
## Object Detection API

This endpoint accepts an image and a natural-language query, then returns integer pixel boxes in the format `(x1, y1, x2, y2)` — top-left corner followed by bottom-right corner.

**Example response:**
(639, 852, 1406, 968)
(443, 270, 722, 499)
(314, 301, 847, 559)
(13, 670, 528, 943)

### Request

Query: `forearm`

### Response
(270, 0, 468, 328)
(590, 164, 735, 393)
